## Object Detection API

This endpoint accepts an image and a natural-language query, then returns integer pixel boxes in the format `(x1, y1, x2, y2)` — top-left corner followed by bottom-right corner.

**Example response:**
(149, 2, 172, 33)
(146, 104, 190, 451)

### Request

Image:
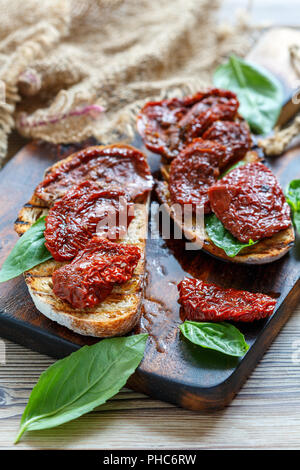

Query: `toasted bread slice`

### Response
(14, 150, 150, 338)
(157, 151, 295, 264)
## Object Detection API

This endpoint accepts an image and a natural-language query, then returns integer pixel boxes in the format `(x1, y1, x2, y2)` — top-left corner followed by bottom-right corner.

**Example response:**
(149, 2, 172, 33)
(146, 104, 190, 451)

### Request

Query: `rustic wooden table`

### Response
(1, 0, 300, 450)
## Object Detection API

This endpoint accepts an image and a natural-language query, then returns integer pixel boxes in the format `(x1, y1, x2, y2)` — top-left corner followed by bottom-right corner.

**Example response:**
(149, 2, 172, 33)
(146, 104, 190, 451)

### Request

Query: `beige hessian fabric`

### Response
(0, 0, 254, 163)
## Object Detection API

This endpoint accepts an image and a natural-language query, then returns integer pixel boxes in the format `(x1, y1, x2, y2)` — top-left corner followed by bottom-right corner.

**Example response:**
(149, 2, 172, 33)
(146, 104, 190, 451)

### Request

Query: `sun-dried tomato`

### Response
(178, 278, 276, 322)
(202, 120, 251, 169)
(137, 89, 239, 159)
(52, 237, 141, 309)
(45, 181, 134, 261)
(208, 162, 291, 243)
(168, 139, 226, 214)
(35, 144, 153, 205)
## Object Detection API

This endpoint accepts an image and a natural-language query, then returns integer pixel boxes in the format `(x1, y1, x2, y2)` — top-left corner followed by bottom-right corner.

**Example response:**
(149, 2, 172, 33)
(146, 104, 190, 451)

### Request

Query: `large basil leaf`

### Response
(286, 179, 300, 234)
(180, 321, 249, 357)
(15, 334, 148, 443)
(213, 55, 283, 134)
(205, 213, 257, 257)
(0, 216, 52, 283)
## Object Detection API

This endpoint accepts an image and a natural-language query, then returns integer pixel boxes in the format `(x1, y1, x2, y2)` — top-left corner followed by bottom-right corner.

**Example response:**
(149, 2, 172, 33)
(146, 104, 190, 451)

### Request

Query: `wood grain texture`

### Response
(1, 303, 300, 449)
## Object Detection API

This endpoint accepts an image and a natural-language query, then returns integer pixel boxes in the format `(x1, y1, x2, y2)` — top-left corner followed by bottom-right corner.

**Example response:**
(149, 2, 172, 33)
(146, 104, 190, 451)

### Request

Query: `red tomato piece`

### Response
(137, 89, 239, 159)
(52, 237, 141, 309)
(45, 181, 134, 261)
(178, 278, 276, 322)
(168, 139, 226, 214)
(35, 145, 153, 205)
(208, 162, 291, 243)
(202, 120, 251, 169)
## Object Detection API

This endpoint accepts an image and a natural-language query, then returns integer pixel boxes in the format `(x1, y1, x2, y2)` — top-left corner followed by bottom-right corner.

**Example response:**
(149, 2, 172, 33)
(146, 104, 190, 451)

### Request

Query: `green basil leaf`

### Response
(180, 321, 249, 357)
(15, 333, 148, 443)
(205, 213, 257, 257)
(293, 212, 300, 235)
(0, 216, 52, 283)
(213, 54, 283, 134)
(286, 179, 300, 234)
(220, 159, 247, 177)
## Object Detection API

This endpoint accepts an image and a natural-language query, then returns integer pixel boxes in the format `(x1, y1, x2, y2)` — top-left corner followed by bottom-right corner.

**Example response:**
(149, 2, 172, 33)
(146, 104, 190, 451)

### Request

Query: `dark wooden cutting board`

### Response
(0, 28, 300, 410)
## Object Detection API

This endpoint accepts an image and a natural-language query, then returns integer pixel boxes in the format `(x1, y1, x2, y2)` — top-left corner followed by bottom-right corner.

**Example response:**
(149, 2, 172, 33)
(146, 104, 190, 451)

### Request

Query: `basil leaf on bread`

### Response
(205, 213, 257, 257)
(0, 216, 52, 283)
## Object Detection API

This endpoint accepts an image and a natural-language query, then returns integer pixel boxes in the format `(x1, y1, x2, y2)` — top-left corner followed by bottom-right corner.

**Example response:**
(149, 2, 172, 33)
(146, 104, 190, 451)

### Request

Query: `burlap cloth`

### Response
(0, 0, 257, 164)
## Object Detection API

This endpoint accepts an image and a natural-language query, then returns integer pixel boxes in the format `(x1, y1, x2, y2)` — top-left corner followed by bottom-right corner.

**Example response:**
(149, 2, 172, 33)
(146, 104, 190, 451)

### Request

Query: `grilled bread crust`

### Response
(15, 148, 149, 337)
(156, 151, 295, 265)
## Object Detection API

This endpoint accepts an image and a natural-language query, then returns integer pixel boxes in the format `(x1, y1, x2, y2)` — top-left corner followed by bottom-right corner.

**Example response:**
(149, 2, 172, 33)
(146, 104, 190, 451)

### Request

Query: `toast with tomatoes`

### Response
(156, 150, 295, 264)
(15, 145, 150, 337)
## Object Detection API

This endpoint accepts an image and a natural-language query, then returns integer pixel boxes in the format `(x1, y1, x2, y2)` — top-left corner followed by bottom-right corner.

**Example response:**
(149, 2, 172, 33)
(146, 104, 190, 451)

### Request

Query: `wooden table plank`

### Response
(1, 303, 300, 449)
